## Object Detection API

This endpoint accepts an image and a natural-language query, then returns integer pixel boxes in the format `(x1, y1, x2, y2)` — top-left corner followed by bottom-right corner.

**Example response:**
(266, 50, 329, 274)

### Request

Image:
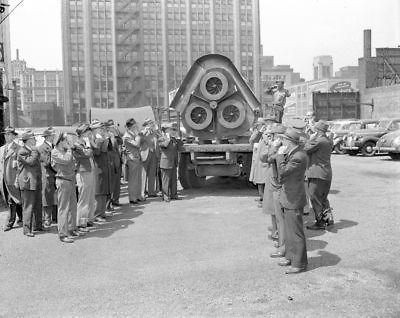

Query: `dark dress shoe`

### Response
(60, 237, 74, 243)
(285, 266, 306, 274)
(171, 196, 182, 200)
(25, 232, 35, 237)
(268, 233, 279, 241)
(4, 226, 12, 232)
(112, 202, 121, 206)
(270, 251, 285, 258)
(130, 200, 138, 204)
(87, 221, 95, 227)
(306, 222, 326, 230)
(326, 219, 334, 226)
(278, 259, 291, 266)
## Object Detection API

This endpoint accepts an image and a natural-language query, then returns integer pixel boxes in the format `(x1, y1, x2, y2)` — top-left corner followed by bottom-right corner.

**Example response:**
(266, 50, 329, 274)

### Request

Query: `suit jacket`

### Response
(37, 141, 57, 206)
(0, 142, 21, 204)
(123, 131, 141, 162)
(17, 145, 42, 191)
(51, 147, 76, 181)
(92, 137, 110, 195)
(276, 146, 308, 209)
(72, 138, 93, 173)
(158, 136, 182, 169)
(37, 142, 56, 178)
(304, 135, 332, 180)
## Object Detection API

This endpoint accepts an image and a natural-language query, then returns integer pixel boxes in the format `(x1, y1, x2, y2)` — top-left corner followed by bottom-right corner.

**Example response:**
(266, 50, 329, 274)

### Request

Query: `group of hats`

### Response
(258, 116, 329, 143)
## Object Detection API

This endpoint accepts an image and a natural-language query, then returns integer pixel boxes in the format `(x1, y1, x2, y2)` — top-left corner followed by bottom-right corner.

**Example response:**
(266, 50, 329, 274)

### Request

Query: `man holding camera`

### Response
(265, 80, 291, 123)
(51, 132, 81, 243)
(37, 128, 57, 227)
(17, 131, 43, 237)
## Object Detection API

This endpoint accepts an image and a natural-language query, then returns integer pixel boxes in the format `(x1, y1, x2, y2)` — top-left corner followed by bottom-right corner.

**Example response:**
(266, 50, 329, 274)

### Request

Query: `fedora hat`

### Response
(126, 118, 137, 128)
(90, 120, 105, 130)
(271, 124, 286, 135)
(3, 126, 17, 135)
(142, 117, 154, 127)
(314, 120, 329, 133)
(104, 119, 115, 127)
(76, 123, 91, 136)
(280, 127, 301, 143)
(21, 130, 35, 142)
(42, 127, 55, 137)
(288, 118, 306, 130)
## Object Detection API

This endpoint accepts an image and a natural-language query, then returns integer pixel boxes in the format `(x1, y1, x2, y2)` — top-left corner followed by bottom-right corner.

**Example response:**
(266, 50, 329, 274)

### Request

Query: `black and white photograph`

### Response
(0, 0, 399, 317)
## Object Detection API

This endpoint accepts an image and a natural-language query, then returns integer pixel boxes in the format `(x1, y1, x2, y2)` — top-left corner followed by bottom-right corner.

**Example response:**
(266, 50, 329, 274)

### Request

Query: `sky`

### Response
(8, 0, 400, 80)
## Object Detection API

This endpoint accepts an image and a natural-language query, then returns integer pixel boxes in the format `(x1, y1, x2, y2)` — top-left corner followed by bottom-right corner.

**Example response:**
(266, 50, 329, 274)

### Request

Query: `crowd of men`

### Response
(1, 118, 181, 243)
(249, 111, 334, 274)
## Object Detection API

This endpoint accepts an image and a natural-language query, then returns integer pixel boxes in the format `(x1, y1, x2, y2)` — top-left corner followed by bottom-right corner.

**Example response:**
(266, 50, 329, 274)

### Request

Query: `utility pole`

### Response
(9, 79, 17, 127)
(0, 67, 9, 146)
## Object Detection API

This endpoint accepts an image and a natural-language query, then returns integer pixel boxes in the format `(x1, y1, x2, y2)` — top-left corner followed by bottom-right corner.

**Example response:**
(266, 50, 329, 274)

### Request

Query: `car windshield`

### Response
(348, 123, 361, 130)
(378, 120, 391, 129)
(365, 122, 378, 129)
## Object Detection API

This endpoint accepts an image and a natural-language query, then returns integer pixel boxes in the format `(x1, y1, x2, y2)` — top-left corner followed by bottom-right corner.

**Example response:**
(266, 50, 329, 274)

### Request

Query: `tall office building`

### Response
(313, 55, 333, 80)
(62, 0, 261, 124)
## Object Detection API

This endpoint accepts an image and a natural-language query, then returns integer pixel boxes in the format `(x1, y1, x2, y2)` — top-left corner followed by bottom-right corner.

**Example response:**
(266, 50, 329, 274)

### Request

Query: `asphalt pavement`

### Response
(0, 154, 399, 317)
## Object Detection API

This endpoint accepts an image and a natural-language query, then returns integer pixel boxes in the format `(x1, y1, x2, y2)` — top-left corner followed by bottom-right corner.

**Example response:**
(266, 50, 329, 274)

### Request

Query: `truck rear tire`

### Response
(178, 153, 206, 189)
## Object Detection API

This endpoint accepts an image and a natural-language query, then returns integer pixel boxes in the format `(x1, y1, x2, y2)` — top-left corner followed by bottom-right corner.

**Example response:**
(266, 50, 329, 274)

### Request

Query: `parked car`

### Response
(342, 118, 400, 156)
(374, 129, 400, 160)
(330, 119, 379, 154)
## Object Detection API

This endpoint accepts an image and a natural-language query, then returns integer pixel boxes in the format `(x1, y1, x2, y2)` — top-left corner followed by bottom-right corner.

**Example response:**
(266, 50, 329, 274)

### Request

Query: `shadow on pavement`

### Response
(307, 250, 342, 271)
(325, 219, 358, 234)
(181, 176, 257, 200)
(329, 189, 340, 195)
(77, 207, 144, 240)
(307, 239, 328, 252)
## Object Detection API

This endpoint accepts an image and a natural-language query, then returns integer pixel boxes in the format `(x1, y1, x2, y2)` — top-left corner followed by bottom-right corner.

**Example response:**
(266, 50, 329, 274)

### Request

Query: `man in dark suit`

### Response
(304, 120, 334, 230)
(275, 127, 308, 274)
(1, 127, 22, 231)
(17, 131, 43, 237)
(105, 119, 123, 210)
(91, 120, 110, 222)
(158, 123, 182, 202)
(37, 128, 57, 227)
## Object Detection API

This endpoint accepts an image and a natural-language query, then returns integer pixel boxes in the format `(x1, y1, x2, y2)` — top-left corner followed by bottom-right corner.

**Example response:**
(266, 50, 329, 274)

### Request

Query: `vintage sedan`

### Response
(331, 119, 379, 154)
(374, 129, 400, 160)
(342, 118, 400, 156)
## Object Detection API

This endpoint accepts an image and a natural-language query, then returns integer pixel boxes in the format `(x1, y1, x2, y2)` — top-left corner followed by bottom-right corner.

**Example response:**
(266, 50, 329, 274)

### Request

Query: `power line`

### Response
(0, 0, 25, 25)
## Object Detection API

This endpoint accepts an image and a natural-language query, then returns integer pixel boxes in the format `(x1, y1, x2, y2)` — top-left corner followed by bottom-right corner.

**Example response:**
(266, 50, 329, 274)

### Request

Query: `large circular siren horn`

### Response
(184, 102, 213, 130)
(200, 71, 229, 101)
(217, 99, 246, 129)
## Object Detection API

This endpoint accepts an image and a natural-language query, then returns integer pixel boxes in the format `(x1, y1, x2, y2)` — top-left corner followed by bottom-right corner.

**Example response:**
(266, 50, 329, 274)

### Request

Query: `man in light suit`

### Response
(1, 127, 22, 231)
(37, 128, 57, 227)
(304, 120, 334, 230)
(141, 118, 161, 198)
(17, 131, 43, 237)
(158, 123, 182, 202)
(275, 127, 308, 274)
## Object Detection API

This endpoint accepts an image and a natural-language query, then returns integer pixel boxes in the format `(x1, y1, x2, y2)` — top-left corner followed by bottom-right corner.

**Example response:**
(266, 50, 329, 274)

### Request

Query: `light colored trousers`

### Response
(76, 171, 96, 226)
(56, 178, 77, 238)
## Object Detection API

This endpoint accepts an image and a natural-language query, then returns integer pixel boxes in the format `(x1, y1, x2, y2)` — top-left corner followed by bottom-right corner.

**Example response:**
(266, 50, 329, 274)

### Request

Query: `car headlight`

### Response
(392, 136, 400, 147)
